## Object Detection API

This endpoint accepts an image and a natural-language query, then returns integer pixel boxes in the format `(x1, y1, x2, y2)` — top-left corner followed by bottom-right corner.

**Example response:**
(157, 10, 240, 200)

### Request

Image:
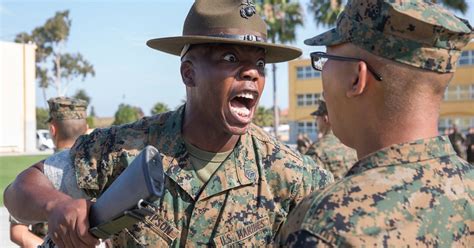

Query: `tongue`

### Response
(230, 98, 247, 109)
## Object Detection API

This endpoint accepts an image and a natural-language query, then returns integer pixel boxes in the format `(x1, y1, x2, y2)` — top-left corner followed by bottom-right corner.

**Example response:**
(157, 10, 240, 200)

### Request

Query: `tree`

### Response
(253, 106, 274, 127)
(73, 89, 91, 104)
(151, 102, 170, 115)
(36, 108, 49, 129)
(14, 10, 95, 104)
(89, 106, 96, 117)
(308, 0, 468, 27)
(256, 0, 303, 139)
(113, 104, 143, 125)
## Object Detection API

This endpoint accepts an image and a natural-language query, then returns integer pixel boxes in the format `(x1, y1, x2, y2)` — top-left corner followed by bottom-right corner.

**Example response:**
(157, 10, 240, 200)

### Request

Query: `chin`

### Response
(224, 122, 251, 136)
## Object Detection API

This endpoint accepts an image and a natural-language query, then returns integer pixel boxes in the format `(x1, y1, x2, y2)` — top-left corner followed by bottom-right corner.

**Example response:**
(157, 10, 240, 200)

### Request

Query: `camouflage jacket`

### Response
(279, 136, 474, 247)
(70, 105, 333, 247)
(305, 132, 357, 181)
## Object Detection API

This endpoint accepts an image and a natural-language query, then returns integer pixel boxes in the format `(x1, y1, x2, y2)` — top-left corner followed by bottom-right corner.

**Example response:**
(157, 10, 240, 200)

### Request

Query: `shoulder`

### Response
(248, 124, 333, 191)
(69, 111, 175, 195)
(71, 111, 173, 161)
(248, 124, 310, 170)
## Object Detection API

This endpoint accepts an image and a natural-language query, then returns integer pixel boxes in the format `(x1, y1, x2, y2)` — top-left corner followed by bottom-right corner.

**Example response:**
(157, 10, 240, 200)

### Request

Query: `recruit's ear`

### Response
(346, 61, 368, 98)
(49, 123, 56, 137)
(180, 61, 196, 87)
(323, 115, 329, 124)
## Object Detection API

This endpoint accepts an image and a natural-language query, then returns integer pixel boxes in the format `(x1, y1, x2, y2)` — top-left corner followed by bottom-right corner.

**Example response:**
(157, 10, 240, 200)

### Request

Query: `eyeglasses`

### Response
(310, 52, 383, 81)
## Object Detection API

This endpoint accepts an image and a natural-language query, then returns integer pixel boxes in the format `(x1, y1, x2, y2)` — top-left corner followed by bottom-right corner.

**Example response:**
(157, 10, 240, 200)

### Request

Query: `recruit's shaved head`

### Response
(347, 44, 453, 119)
(51, 119, 88, 142)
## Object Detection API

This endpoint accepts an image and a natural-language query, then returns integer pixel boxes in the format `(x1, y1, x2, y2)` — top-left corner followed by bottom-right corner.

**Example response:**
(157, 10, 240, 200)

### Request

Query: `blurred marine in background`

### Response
(9, 97, 88, 248)
(305, 100, 357, 181)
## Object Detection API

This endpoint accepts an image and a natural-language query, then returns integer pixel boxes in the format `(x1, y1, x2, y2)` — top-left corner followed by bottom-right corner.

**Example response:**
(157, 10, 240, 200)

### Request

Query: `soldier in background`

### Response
(9, 97, 88, 248)
(279, 0, 474, 246)
(466, 127, 474, 164)
(449, 123, 466, 159)
(296, 133, 311, 154)
(306, 100, 357, 181)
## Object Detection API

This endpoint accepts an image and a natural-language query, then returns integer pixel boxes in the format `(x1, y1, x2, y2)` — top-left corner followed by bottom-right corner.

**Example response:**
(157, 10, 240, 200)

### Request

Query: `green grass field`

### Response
(0, 155, 48, 206)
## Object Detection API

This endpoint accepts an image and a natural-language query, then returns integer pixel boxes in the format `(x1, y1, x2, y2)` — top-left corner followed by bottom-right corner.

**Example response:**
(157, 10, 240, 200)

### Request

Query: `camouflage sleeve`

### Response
(274, 157, 333, 245)
(69, 128, 117, 198)
(303, 155, 334, 192)
(69, 122, 147, 198)
(285, 230, 333, 247)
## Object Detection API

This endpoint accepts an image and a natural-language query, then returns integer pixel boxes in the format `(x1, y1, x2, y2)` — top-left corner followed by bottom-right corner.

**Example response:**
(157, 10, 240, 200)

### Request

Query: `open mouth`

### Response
(229, 91, 258, 124)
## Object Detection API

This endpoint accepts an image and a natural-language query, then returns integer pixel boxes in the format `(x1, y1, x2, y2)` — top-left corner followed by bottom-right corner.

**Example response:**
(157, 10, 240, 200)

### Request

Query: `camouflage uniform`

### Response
(306, 131, 357, 181)
(281, 137, 474, 247)
(279, 0, 474, 246)
(70, 105, 333, 247)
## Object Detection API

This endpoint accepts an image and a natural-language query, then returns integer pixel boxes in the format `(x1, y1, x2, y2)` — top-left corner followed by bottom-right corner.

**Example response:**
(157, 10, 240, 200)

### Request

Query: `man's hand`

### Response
(47, 198, 99, 248)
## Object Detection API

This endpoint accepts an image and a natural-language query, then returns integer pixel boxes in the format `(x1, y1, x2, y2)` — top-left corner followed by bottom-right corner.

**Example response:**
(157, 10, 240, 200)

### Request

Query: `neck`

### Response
(54, 140, 75, 150)
(182, 105, 239, 153)
(320, 126, 331, 136)
(354, 112, 439, 159)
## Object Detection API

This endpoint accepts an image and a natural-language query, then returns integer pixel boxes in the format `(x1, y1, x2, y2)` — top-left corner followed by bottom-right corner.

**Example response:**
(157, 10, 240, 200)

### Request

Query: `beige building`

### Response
(0, 41, 37, 153)
(287, 42, 474, 143)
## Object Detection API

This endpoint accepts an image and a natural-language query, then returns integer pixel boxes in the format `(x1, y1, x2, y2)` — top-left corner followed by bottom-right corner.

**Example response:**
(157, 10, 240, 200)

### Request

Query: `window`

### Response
(296, 93, 322, 107)
(443, 84, 474, 101)
(297, 121, 316, 136)
(296, 66, 321, 79)
(297, 95, 304, 106)
(459, 50, 474, 66)
(297, 67, 304, 79)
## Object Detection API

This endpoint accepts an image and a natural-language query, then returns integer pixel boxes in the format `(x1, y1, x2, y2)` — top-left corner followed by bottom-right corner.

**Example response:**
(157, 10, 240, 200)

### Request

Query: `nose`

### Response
(239, 63, 260, 82)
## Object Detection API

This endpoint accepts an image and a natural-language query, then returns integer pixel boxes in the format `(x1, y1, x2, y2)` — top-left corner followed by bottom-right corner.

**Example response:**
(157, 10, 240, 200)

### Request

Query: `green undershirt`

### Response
(184, 140, 233, 184)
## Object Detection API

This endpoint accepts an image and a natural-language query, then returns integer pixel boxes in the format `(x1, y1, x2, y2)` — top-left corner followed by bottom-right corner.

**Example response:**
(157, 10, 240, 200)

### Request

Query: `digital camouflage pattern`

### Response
(47, 97, 87, 122)
(304, 0, 474, 73)
(306, 132, 357, 181)
(70, 105, 333, 247)
(449, 131, 466, 159)
(279, 136, 474, 247)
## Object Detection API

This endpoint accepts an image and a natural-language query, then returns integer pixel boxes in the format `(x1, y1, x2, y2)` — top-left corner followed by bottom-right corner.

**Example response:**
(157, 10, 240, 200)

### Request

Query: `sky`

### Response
(1, 0, 474, 117)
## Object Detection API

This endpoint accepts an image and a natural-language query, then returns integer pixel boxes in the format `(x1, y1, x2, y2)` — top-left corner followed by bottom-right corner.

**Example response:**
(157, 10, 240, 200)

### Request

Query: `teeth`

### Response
(230, 106, 250, 117)
(236, 92, 255, 100)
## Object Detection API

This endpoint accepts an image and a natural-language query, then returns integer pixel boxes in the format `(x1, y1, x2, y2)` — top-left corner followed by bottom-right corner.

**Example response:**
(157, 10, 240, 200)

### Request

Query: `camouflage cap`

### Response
(304, 0, 474, 73)
(47, 97, 88, 122)
(310, 100, 328, 116)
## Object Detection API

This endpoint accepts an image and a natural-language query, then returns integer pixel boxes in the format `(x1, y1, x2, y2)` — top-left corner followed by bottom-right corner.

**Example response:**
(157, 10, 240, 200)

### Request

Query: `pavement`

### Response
(0, 207, 17, 247)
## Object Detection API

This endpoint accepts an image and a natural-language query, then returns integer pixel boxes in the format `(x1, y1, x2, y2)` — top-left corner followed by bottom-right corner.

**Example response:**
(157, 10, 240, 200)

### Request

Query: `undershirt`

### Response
(184, 140, 233, 184)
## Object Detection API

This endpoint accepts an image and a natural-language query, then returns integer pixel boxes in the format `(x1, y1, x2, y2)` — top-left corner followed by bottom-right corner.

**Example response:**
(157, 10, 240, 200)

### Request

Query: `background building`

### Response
(287, 42, 474, 144)
(439, 42, 474, 132)
(0, 41, 37, 153)
(288, 59, 323, 143)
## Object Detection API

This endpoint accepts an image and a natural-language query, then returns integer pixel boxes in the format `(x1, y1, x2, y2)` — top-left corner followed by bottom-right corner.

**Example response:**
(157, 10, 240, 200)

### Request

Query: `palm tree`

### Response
(308, 0, 468, 27)
(256, 0, 304, 139)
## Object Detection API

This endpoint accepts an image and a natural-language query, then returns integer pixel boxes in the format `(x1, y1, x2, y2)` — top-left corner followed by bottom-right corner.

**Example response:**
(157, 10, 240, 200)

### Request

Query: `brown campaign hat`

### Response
(146, 0, 302, 63)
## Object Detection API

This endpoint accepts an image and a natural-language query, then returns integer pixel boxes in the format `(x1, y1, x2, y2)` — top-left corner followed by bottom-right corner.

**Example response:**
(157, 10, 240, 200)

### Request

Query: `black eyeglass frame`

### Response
(310, 52, 383, 81)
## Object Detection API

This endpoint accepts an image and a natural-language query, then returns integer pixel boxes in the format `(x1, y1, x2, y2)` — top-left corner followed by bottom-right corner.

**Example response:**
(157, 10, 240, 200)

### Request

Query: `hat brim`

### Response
(304, 28, 347, 47)
(147, 36, 302, 63)
(310, 110, 325, 116)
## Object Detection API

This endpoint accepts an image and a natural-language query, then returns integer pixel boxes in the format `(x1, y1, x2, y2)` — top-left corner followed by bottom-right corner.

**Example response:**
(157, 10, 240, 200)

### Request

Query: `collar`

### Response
(346, 136, 456, 177)
(147, 105, 259, 201)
